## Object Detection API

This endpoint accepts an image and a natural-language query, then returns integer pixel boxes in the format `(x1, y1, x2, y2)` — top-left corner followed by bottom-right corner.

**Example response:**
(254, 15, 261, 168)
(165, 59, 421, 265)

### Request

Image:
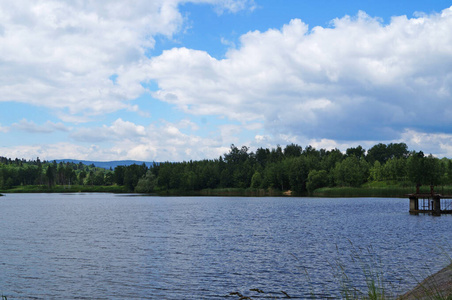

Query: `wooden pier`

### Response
(408, 189, 452, 216)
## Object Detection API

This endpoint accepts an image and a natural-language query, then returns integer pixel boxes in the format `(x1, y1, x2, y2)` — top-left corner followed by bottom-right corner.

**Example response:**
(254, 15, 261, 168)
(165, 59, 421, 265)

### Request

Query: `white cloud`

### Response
(0, 124, 9, 133)
(146, 7, 452, 143)
(220, 37, 236, 48)
(209, 0, 256, 14)
(0, 0, 252, 119)
(71, 118, 146, 142)
(0, 143, 93, 161)
(3, 3, 452, 161)
(7, 118, 452, 161)
(400, 129, 452, 157)
(69, 118, 236, 161)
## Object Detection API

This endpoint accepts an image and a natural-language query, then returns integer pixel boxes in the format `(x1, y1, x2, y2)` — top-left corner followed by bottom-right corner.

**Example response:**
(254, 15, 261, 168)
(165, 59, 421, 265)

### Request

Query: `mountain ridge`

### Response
(53, 159, 157, 170)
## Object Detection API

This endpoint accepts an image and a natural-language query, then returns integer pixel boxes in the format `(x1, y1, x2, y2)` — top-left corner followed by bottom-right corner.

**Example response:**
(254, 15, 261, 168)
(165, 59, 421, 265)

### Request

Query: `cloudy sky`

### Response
(1, 0, 452, 162)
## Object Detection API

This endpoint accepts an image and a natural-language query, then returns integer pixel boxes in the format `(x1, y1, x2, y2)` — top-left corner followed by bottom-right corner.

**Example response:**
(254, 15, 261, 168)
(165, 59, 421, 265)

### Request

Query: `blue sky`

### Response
(1, 0, 452, 161)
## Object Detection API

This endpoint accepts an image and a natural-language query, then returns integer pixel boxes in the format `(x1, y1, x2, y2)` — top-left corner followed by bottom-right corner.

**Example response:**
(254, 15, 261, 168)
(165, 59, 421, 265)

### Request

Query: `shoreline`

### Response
(400, 263, 452, 299)
(3, 183, 450, 197)
(0, 185, 415, 197)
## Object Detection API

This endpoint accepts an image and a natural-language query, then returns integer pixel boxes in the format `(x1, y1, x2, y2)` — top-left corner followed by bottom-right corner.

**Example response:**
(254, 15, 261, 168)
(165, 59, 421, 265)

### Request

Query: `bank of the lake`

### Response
(0, 185, 422, 197)
(400, 263, 452, 299)
(3, 183, 452, 198)
(0, 185, 276, 196)
(0, 184, 127, 194)
(312, 186, 414, 197)
(157, 184, 452, 197)
(157, 187, 285, 197)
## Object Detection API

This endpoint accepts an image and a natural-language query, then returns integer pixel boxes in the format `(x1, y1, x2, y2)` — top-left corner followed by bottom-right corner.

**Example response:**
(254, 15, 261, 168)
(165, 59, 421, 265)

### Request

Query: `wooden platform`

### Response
(408, 193, 452, 215)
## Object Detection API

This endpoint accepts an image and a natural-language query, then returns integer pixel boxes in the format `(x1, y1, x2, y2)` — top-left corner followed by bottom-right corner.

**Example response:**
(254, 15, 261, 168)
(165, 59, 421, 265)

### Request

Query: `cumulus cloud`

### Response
(69, 118, 233, 161)
(71, 118, 146, 142)
(3, 2, 452, 161)
(0, 143, 94, 161)
(146, 7, 452, 143)
(400, 129, 452, 157)
(0, 0, 253, 118)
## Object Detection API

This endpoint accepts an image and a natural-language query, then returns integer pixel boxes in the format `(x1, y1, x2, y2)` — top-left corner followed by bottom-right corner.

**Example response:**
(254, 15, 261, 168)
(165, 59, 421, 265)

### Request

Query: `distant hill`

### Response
(54, 159, 157, 170)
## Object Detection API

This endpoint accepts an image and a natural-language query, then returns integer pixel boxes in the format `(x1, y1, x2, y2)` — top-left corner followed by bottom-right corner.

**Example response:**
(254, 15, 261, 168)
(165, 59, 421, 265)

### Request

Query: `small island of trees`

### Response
(0, 142, 450, 196)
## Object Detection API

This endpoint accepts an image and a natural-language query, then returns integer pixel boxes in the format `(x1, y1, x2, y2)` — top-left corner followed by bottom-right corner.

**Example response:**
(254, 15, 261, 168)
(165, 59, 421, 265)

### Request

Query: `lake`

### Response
(0, 194, 450, 299)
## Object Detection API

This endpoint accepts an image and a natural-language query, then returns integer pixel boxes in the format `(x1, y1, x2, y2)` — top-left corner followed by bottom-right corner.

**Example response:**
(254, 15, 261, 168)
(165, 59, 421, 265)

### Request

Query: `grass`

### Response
(332, 243, 390, 300)
(228, 243, 392, 299)
(0, 184, 127, 193)
(155, 188, 284, 197)
(2, 186, 284, 196)
(312, 183, 452, 198)
(400, 247, 452, 300)
(5, 182, 452, 198)
(198, 188, 283, 197)
(313, 186, 412, 198)
(228, 242, 452, 300)
(330, 242, 452, 300)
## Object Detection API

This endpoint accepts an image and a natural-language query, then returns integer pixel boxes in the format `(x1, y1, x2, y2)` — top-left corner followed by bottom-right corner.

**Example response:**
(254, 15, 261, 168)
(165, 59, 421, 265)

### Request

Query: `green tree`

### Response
(382, 158, 406, 181)
(224, 144, 249, 165)
(286, 157, 309, 194)
(45, 165, 56, 187)
(104, 172, 114, 186)
(368, 161, 383, 182)
(283, 143, 302, 157)
(320, 148, 344, 173)
(264, 162, 289, 190)
(87, 170, 95, 185)
(366, 143, 388, 164)
(333, 156, 369, 187)
(135, 170, 157, 193)
(181, 170, 196, 190)
(232, 159, 253, 188)
(78, 170, 87, 185)
(199, 162, 220, 189)
(92, 172, 105, 185)
(157, 163, 172, 190)
(406, 151, 424, 186)
(367, 142, 408, 164)
(346, 146, 365, 158)
(250, 171, 263, 188)
(255, 147, 270, 168)
(124, 164, 147, 191)
(114, 166, 125, 185)
(306, 170, 328, 193)
(423, 154, 441, 186)
(387, 143, 409, 159)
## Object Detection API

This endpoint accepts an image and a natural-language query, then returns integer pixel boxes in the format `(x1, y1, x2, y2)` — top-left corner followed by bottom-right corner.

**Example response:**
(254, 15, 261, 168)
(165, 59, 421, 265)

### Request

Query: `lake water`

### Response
(0, 194, 450, 299)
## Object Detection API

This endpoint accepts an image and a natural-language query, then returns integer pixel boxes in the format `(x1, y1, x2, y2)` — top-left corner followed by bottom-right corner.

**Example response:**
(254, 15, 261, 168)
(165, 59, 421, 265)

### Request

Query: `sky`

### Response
(1, 0, 452, 162)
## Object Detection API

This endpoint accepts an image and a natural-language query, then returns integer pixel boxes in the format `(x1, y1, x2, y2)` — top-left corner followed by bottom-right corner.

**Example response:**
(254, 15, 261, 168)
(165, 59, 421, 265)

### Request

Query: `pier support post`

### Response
(432, 196, 441, 216)
(409, 196, 419, 214)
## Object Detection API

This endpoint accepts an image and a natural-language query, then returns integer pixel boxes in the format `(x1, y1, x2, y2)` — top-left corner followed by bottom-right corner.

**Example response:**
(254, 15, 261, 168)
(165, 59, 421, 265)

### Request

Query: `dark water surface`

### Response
(0, 194, 450, 299)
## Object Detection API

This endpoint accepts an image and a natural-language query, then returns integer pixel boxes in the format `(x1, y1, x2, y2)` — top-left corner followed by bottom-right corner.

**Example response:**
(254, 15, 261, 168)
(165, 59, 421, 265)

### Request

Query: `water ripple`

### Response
(0, 194, 450, 299)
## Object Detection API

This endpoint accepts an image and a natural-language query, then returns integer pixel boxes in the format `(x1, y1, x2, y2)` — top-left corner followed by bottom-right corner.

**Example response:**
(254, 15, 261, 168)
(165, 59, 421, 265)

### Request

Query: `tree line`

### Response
(1, 142, 451, 194)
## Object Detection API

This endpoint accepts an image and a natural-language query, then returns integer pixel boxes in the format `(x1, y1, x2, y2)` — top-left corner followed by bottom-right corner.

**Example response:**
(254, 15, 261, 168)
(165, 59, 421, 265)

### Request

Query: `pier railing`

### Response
(408, 191, 452, 215)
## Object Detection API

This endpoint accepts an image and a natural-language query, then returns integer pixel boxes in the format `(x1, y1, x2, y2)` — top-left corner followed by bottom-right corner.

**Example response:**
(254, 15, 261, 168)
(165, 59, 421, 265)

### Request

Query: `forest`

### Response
(0, 142, 450, 195)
